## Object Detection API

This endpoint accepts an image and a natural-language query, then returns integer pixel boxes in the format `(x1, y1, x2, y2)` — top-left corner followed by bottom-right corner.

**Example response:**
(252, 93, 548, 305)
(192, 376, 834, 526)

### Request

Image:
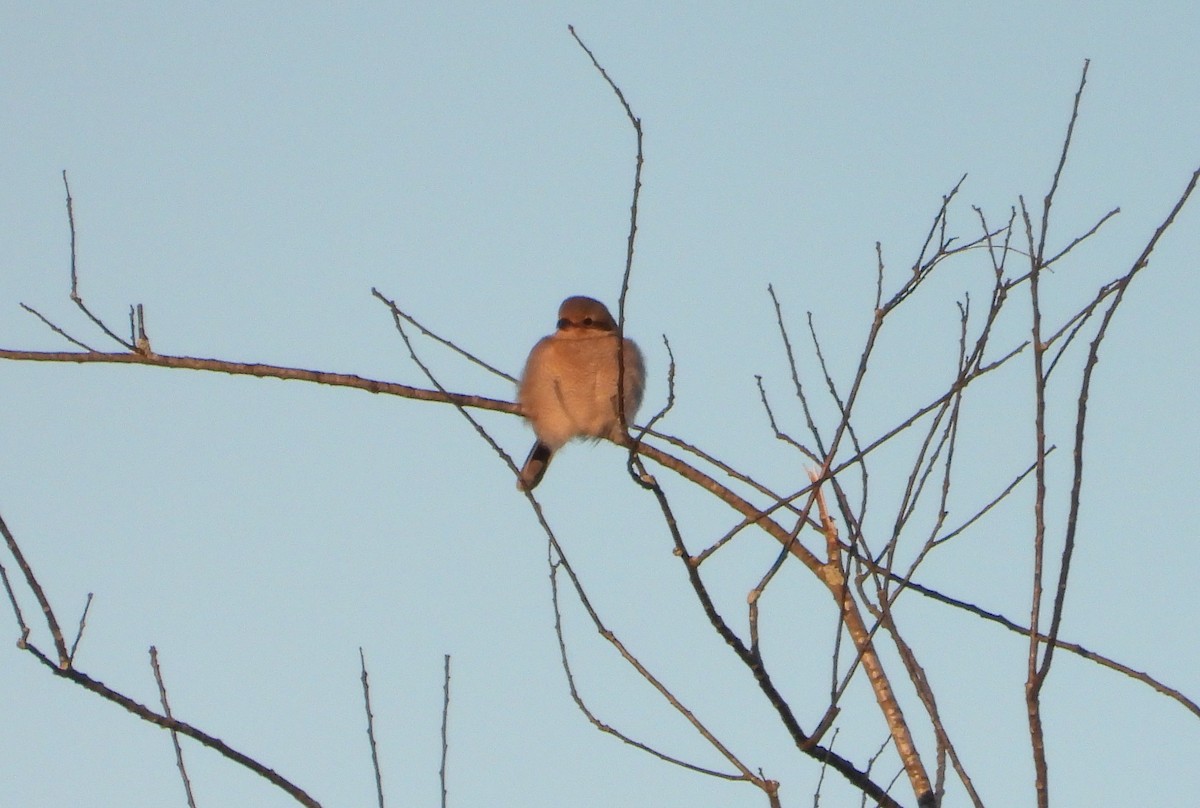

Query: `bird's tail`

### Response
(517, 441, 554, 491)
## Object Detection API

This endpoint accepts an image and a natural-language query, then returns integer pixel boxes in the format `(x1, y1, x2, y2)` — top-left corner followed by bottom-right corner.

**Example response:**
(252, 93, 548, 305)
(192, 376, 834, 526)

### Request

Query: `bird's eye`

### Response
(583, 317, 594, 326)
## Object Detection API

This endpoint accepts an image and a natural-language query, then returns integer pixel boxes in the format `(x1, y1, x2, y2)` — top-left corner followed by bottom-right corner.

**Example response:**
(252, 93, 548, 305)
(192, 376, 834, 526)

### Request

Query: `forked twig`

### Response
(1, 510, 321, 807)
(0, 511, 68, 665)
(1037, 163, 1200, 689)
(23, 640, 322, 806)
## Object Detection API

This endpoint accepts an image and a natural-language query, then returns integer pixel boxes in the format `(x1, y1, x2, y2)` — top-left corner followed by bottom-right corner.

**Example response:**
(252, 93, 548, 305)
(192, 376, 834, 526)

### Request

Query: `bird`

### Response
(516, 295, 645, 490)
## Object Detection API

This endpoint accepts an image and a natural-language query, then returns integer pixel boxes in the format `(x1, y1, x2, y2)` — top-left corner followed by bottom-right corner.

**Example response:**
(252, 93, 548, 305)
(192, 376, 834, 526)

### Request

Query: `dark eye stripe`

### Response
(557, 315, 615, 331)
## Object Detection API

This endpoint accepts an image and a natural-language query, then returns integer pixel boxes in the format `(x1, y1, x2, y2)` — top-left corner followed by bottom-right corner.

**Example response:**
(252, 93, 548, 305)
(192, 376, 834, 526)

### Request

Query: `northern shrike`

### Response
(517, 296, 645, 490)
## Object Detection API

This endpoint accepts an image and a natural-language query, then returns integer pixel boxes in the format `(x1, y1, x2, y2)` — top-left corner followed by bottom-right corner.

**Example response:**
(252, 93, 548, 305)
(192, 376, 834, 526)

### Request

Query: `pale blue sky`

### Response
(2, 4, 1198, 807)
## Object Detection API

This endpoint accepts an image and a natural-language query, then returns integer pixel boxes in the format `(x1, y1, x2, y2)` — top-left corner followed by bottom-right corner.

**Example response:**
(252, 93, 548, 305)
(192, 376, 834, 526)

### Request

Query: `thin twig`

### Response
(567, 24, 645, 454)
(61, 172, 135, 351)
(1036, 61, 1090, 264)
(370, 288, 514, 383)
(150, 646, 198, 808)
(0, 560, 31, 645)
(1043, 207, 1120, 268)
(757, 374, 821, 462)
(932, 458, 1042, 547)
(2, 510, 319, 806)
(1038, 163, 1200, 688)
(19, 303, 99, 352)
(68, 592, 93, 665)
(24, 640, 321, 806)
(843, 550, 1200, 719)
(768, 284, 826, 458)
(805, 311, 870, 546)
(440, 654, 450, 808)
(547, 558, 745, 780)
(1022, 189, 1052, 808)
(626, 335, 677, 488)
(811, 728, 839, 808)
(0, 511, 68, 665)
(360, 648, 386, 808)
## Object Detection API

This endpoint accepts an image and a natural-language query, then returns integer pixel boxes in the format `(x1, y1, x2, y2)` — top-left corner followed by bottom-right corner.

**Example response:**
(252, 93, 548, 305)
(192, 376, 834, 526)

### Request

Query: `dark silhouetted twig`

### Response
(360, 648, 386, 808)
(151, 646, 198, 808)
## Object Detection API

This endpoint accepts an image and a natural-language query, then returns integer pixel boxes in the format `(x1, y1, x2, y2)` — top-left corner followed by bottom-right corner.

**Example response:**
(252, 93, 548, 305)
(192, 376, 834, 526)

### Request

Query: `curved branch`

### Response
(0, 349, 515, 413)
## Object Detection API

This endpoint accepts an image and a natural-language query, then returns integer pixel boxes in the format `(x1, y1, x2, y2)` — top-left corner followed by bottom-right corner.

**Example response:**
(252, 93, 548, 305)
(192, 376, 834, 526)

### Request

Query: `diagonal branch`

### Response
(23, 641, 321, 807)
(1, 509, 320, 806)
(61, 171, 136, 351)
(0, 511, 68, 665)
(360, 648, 386, 808)
(150, 646, 198, 808)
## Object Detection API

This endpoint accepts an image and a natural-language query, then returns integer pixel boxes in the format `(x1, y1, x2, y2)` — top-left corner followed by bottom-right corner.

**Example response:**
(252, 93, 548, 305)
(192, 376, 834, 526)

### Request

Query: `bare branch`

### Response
(370, 288, 514, 383)
(625, 335, 676, 490)
(61, 171, 136, 351)
(767, 284, 825, 458)
(1036, 61, 1090, 264)
(933, 457, 1043, 547)
(1043, 206, 1120, 268)
(150, 646, 198, 808)
(19, 303, 99, 351)
(68, 592, 94, 665)
(548, 558, 749, 781)
(21, 640, 321, 806)
(2, 510, 321, 806)
(0, 349, 515, 414)
(756, 374, 821, 461)
(1021, 186, 1053, 808)
(882, 616, 984, 807)
(636, 460, 879, 803)
(0, 559, 30, 645)
(881, 570, 1200, 719)
(440, 654, 450, 808)
(360, 648, 386, 808)
(0, 511, 68, 665)
(1038, 163, 1200, 687)
(567, 25, 645, 453)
